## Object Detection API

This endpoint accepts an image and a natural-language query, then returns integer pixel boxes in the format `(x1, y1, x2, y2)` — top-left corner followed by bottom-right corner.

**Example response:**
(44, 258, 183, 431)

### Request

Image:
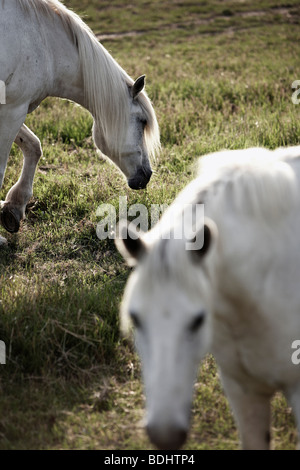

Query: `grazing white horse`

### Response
(116, 146, 300, 450)
(0, 0, 159, 243)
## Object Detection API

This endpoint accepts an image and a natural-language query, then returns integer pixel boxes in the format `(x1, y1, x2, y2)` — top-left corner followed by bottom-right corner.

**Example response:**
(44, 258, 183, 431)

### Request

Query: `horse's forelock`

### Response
(145, 237, 194, 285)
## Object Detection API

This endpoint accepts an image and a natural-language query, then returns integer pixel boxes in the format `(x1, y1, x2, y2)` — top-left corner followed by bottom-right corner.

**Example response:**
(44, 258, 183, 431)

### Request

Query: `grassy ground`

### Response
(0, 0, 300, 450)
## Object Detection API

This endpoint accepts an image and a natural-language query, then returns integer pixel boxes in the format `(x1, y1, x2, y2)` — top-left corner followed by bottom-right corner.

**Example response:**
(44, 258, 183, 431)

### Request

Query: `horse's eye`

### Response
(189, 312, 205, 333)
(140, 119, 147, 128)
(130, 311, 142, 329)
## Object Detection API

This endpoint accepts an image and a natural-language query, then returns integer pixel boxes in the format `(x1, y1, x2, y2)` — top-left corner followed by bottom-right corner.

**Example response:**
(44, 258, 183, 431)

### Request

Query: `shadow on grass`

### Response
(0, 357, 142, 450)
(0, 274, 141, 449)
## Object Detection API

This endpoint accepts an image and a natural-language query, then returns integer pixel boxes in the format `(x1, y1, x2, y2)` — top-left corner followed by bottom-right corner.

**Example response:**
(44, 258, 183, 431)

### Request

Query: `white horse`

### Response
(0, 0, 160, 243)
(116, 146, 300, 450)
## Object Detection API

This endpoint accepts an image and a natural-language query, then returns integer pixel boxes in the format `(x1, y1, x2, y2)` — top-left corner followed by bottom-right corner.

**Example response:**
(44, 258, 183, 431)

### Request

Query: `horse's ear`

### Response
(115, 220, 147, 266)
(131, 75, 145, 99)
(188, 218, 218, 262)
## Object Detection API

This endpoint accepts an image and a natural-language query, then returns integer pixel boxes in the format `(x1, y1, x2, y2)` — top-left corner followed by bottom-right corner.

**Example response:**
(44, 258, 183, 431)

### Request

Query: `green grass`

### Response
(0, 0, 299, 450)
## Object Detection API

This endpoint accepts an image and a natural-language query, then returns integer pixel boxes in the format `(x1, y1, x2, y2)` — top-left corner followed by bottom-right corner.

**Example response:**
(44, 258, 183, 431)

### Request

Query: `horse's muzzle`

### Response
(128, 167, 152, 190)
(146, 424, 188, 450)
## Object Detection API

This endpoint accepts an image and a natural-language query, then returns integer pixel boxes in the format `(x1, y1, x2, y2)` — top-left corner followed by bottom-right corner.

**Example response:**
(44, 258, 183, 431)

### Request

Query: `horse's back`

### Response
(0, 0, 79, 110)
(0, 2, 21, 79)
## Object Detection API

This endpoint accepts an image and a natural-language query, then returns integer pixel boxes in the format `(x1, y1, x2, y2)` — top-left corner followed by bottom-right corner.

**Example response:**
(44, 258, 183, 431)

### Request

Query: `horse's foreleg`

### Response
(1, 124, 42, 233)
(221, 373, 272, 450)
(0, 105, 27, 242)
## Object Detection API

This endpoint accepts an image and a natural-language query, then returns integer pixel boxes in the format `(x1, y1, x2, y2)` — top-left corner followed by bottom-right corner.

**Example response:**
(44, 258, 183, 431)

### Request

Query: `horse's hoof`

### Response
(0, 206, 21, 233)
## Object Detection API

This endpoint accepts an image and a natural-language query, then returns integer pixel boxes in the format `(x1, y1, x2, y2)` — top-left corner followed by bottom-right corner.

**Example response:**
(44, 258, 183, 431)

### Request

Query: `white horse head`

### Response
(92, 75, 155, 189)
(116, 218, 218, 449)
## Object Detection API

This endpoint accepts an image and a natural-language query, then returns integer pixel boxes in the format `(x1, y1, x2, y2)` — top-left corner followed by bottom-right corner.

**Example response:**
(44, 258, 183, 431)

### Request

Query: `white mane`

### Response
(17, 0, 160, 158)
(195, 147, 300, 220)
(146, 146, 300, 246)
(162, 146, 300, 229)
(139, 146, 300, 291)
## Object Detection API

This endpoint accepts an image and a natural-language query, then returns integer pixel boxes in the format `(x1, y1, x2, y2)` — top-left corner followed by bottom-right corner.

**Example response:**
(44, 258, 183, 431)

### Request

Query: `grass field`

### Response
(0, 0, 300, 450)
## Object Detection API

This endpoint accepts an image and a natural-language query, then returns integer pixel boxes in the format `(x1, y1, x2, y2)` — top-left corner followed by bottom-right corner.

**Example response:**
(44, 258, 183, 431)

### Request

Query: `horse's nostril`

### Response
(128, 167, 152, 190)
(146, 424, 187, 450)
(128, 179, 147, 190)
